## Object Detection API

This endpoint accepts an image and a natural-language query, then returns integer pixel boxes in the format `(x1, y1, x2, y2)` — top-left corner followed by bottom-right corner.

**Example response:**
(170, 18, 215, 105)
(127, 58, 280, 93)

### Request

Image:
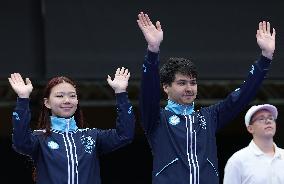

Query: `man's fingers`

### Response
(156, 21, 162, 31)
(272, 28, 276, 38)
(266, 22, 270, 34)
(259, 22, 263, 34)
(262, 21, 267, 33)
(124, 68, 129, 76)
(115, 68, 120, 76)
(141, 13, 147, 26)
(137, 20, 144, 29)
(138, 13, 146, 27)
(106, 75, 113, 84)
(126, 72, 130, 79)
(145, 14, 152, 27)
(119, 67, 125, 75)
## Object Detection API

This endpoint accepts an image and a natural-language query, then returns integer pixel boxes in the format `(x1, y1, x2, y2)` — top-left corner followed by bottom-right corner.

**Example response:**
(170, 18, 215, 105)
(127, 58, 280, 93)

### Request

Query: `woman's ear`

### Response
(44, 98, 51, 109)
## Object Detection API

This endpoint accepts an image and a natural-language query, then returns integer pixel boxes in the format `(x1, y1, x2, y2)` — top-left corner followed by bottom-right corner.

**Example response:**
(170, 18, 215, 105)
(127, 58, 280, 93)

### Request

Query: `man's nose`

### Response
(265, 118, 273, 124)
(185, 83, 193, 90)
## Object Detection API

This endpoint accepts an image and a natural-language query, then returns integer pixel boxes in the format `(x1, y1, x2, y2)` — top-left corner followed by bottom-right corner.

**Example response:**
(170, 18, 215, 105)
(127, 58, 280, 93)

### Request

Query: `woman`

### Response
(8, 67, 135, 184)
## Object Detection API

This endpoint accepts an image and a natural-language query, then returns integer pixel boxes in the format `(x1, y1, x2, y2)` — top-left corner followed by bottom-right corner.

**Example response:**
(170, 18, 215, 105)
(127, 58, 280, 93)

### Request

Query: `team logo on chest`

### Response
(48, 141, 59, 150)
(168, 115, 180, 126)
(81, 135, 95, 154)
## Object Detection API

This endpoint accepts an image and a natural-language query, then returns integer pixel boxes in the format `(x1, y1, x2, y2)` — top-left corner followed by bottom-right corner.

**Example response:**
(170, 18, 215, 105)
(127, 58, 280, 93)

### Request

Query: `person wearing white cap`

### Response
(223, 104, 284, 184)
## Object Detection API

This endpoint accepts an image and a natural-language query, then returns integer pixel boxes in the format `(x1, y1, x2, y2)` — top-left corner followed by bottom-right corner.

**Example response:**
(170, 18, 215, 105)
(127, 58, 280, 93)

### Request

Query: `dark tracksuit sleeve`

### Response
(96, 92, 135, 154)
(139, 50, 161, 135)
(209, 55, 272, 131)
(12, 98, 39, 158)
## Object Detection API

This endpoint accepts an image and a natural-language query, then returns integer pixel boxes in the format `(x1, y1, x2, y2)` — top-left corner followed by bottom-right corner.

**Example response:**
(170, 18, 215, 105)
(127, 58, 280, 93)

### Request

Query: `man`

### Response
(223, 104, 284, 184)
(137, 12, 276, 184)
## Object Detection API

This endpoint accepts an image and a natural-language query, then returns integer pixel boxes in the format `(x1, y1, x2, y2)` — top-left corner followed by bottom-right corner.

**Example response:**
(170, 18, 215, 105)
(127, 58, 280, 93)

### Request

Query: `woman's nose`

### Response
(63, 96, 70, 103)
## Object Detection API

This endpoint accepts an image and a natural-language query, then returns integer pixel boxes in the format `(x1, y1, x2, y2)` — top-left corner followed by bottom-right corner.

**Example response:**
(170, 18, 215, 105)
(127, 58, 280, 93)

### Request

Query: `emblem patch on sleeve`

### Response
(12, 112, 20, 120)
(128, 106, 133, 114)
(197, 113, 207, 129)
(81, 135, 95, 154)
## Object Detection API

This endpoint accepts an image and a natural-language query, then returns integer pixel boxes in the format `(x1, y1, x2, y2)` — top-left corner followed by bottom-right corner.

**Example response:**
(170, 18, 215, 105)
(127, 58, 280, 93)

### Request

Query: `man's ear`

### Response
(163, 84, 169, 94)
(44, 98, 51, 109)
(247, 125, 254, 134)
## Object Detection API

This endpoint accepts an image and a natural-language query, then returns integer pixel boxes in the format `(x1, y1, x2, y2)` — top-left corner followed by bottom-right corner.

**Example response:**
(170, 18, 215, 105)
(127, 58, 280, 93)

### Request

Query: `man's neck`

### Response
(253, 138, 275, 156)
(165, 100, 194, 115)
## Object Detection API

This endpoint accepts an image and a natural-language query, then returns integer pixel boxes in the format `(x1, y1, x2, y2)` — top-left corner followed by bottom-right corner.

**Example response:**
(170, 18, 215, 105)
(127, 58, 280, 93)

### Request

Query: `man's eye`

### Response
(268, 117, 275, 121)
(56, 95, 63, 98)
(177, 82, 185, 85)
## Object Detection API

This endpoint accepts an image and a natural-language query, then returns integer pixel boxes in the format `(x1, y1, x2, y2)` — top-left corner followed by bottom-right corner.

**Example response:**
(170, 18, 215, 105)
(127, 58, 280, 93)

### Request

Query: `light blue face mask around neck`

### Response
(50, 116, 78, 132)
(165, 99, 195, 115)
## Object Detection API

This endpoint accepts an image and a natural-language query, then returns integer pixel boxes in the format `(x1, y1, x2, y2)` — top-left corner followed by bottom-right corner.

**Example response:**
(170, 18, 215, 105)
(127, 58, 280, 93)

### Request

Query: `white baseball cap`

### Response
(245, 104, 278, 127)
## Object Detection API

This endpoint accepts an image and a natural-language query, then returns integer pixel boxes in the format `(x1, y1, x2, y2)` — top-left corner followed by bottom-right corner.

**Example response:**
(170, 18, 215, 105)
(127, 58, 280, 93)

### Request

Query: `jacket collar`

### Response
(50, 116, 78, 132)
(165, 99, 195, 115)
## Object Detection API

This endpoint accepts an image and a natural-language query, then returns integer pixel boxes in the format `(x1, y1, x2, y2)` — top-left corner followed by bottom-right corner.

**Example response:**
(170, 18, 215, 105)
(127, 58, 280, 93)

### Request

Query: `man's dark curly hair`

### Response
(160, 57, 198, 86)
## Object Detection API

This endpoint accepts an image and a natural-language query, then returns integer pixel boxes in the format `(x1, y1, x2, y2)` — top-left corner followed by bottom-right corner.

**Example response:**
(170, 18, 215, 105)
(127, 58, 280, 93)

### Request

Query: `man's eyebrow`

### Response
(176, 79, 196, 82)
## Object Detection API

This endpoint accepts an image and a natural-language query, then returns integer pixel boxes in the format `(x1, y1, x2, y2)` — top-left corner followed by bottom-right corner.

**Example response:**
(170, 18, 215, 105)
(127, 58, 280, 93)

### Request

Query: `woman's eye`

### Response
(190, 81, 197, 85)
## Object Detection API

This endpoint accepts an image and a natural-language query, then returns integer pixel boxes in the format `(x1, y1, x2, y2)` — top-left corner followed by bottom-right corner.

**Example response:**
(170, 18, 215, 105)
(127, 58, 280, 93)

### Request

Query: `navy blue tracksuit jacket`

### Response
(140, 50, 271, 184)
(12, 92, 135, 184)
